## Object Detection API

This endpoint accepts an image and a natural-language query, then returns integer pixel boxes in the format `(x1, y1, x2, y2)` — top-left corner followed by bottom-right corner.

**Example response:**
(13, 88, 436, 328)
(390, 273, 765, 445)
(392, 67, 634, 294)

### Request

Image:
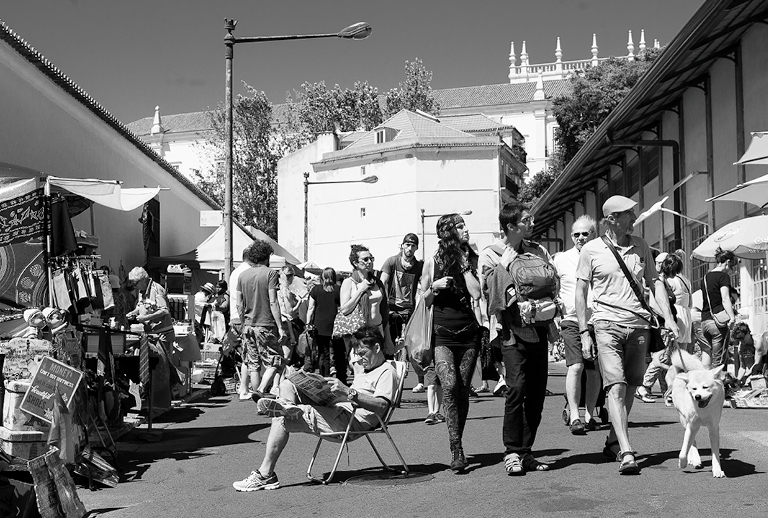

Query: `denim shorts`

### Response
(560, 320, 596, 369)
(279, 403, 372, 435)
(592, 320, 649, 388)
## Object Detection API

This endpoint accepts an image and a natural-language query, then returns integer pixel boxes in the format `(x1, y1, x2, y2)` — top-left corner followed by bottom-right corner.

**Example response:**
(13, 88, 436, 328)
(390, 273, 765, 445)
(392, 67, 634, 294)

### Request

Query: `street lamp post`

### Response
(304, 172, 378, 261)
(420, 209, 473, 260)
(222, 20, 371, 279)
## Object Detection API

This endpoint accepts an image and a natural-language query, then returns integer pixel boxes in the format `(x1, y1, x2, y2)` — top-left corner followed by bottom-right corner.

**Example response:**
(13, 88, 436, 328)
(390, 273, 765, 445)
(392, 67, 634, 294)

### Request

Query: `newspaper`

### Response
(286, 370, 340, 406)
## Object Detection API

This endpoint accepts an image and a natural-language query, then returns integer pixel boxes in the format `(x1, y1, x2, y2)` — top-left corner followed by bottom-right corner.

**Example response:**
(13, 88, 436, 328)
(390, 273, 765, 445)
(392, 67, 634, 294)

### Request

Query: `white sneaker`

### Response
(493, 381, 507, 396)
(232, 471, 279, 492)
(256, 398, 305, 419)
(239, 392, 251, 401)
(412, 383, 426, 393)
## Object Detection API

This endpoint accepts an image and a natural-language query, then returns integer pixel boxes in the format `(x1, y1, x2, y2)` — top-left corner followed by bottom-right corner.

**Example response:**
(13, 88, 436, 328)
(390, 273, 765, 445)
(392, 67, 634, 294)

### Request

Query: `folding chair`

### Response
(306, 360, 409, 484)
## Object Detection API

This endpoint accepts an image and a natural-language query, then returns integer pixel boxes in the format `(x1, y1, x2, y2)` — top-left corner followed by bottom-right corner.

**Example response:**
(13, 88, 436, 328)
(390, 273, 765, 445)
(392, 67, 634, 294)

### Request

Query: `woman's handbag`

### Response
(703, 275, 730, 327)
(403, 296, 433, 368)
(332, 305, 366, 338)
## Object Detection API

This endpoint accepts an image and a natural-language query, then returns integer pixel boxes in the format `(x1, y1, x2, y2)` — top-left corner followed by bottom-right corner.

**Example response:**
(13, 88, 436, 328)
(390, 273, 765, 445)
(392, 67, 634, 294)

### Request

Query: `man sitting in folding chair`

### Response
(233, 324, 400, 492)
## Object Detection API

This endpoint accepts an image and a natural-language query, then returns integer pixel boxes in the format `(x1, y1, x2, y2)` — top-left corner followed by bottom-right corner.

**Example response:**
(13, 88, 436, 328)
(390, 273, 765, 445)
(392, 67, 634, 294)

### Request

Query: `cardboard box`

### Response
(3, 381, 50, 433)
(0, 425, 47, 460)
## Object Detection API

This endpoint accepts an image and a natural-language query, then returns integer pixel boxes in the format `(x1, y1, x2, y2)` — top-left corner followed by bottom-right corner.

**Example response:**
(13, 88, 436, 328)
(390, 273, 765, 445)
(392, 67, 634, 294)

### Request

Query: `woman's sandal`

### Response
(602, 438, 621, 461)
(618, 451, 640, 474)
(522, 454, 550, 472)
(504, 453, 525, 476)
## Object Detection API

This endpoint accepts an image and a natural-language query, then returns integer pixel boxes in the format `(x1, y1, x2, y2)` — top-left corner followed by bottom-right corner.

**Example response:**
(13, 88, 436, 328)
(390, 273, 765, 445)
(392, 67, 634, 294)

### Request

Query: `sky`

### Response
(3, 0, 705, 125)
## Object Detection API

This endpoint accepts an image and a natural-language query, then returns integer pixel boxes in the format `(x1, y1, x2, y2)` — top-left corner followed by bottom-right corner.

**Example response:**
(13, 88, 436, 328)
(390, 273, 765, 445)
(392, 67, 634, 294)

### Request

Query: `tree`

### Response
(194, 83, 280, 238)
(522, 49, 664, 204)
(284, 80, 383, 144)
(551, 49, 662, 165)
(383, 58, 441, 119)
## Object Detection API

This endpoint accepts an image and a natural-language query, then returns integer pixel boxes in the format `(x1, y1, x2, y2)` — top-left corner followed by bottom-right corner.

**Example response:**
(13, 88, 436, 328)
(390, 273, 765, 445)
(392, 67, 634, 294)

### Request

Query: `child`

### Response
(423, 362, 445, 425)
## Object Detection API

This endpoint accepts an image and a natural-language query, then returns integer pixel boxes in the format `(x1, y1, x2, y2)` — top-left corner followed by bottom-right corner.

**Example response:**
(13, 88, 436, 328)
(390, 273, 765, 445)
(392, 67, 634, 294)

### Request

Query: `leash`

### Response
(677, 347, 687, 371)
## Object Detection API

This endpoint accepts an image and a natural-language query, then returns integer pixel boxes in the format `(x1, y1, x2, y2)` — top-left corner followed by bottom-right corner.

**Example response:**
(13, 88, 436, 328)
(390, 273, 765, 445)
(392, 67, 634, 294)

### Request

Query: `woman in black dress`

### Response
(420, 213, 483, 472)
(306, 268, 347, 381)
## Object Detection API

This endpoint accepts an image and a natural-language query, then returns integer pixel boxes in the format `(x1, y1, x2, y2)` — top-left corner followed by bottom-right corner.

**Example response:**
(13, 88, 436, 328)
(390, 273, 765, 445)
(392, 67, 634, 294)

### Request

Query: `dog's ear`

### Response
(710, 365, 726, 380)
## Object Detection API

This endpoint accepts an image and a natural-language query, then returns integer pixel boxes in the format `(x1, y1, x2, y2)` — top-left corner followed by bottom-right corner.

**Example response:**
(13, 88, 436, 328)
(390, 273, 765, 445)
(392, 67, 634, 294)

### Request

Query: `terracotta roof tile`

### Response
(344, 110, 470, 149)
(434, 80, 572, 108)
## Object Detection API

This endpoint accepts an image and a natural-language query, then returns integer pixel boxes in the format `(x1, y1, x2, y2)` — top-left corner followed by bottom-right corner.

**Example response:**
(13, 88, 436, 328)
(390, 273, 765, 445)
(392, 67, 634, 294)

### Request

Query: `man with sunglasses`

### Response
(553, 215, 601, 436)
(575, 195, 678, 475)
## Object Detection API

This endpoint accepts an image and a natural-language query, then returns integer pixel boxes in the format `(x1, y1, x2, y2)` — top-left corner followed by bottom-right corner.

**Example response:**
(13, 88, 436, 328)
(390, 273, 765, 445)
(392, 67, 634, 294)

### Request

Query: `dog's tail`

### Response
(670, 348, 704, 372)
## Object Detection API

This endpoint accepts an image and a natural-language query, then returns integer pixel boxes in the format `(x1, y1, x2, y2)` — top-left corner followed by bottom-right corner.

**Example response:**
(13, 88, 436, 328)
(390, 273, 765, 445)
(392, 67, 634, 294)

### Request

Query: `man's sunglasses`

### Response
(572, 232, 591, 238)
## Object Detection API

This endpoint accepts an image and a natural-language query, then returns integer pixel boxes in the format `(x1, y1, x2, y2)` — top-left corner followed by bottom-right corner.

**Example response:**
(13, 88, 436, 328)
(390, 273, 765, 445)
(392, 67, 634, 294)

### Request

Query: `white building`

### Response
(279, 110, 526, 268)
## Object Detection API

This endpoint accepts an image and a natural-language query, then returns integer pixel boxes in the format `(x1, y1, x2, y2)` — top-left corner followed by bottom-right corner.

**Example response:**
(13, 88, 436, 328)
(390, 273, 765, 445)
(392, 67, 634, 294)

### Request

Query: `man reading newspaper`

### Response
(233, 324, 398, 492)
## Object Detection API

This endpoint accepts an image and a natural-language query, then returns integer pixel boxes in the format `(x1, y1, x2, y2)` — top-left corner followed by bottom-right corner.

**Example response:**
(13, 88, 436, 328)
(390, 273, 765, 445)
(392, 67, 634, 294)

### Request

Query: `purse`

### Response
(332, 304, 366, 338)
(703, 275, 730, 327)
(600, 237, 665, 353)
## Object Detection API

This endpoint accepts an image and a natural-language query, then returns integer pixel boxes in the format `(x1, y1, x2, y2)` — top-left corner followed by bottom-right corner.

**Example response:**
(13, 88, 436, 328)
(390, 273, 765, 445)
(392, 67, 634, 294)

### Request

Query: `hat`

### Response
(24, 308, 46, 329)
(602, 195, 637, 217)
(655, 252, 668, 264)
(201, 282, 215, 294)
(402, 233, 419, 246)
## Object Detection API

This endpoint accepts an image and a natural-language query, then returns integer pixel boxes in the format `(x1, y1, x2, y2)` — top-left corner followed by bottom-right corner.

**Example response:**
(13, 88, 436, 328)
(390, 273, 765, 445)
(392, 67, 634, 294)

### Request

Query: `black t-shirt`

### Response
(310, 284, 340, 336)
(381, 255, 423, 310)
(701, 270, 730, 321)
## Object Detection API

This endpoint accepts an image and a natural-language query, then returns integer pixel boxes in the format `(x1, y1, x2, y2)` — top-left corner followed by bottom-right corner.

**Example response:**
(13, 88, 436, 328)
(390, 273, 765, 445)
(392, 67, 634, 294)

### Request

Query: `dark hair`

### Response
(352, 324, 384, 349)
(246, 240, 273, 264)
(321, 267, 337, 292)
(498, 202, 527, 232)
(715, 248, 736, 266)
(732, 321, 750, 340)
(435, 214, 477, 281)
(661, 253, 683, 277)
(349, 244, 370, 267)
(216, 280, 228, 291)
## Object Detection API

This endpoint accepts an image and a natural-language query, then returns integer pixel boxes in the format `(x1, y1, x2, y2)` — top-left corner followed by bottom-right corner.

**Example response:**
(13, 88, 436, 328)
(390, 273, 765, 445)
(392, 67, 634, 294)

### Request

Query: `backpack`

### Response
(508, 250, 558, 301)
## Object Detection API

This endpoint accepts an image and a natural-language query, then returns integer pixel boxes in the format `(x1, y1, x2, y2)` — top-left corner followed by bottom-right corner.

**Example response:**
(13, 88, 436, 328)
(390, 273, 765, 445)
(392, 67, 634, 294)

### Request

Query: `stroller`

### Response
(210, 330, 243, 397)
(562, 371, 609, 426)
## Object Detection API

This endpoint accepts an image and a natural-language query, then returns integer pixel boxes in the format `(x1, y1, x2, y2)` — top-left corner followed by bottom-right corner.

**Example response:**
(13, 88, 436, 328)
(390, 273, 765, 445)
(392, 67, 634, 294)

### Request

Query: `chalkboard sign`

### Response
(19, 357, 84, 423)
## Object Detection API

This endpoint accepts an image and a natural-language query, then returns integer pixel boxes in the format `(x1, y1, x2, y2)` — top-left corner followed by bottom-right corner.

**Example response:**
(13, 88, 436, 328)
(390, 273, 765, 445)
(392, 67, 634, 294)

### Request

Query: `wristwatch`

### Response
(347, 388, 358, 403)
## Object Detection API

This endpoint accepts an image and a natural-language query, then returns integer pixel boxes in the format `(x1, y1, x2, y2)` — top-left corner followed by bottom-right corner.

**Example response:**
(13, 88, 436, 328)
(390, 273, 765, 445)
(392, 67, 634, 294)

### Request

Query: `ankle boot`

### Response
(451, 447, 467, 472)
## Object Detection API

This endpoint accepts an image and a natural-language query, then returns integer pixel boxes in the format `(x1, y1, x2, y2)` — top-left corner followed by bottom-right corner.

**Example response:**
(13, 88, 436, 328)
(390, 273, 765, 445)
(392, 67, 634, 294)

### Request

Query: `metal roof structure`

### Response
(531, 0, 768, 234)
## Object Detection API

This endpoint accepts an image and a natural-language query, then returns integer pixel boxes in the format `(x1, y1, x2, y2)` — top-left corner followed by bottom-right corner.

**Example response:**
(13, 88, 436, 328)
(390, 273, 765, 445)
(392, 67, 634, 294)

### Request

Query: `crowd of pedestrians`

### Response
(224, 194, 765, 491)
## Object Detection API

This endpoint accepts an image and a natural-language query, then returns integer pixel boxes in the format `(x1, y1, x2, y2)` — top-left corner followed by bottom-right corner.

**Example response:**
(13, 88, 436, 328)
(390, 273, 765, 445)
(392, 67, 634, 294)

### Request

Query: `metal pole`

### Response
(304, 172, 309, 261)
(224, 19, 236, 281)
(420, 209, 425, 261)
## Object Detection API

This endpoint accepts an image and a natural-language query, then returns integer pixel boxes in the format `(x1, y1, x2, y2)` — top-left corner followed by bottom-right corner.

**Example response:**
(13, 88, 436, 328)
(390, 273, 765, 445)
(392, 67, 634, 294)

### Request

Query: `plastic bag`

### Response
(403, 297, 433, 369)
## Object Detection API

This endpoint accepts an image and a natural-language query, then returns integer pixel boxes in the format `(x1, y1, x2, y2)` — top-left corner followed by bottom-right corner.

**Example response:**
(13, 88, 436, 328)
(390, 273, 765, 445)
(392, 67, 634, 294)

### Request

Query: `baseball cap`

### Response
(655, 252, 668, 264)
(602, 195, 637, 217)
(402, 233, 419, 246)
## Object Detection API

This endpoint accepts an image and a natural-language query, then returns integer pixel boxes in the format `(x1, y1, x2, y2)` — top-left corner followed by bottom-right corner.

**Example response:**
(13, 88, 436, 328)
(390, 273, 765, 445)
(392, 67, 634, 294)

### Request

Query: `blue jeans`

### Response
(701, 319, 730, 368)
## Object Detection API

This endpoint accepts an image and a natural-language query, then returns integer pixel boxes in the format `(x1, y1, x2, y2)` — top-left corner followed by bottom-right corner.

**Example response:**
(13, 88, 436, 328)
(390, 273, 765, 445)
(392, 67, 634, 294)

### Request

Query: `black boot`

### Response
(451, 447, 467, 473)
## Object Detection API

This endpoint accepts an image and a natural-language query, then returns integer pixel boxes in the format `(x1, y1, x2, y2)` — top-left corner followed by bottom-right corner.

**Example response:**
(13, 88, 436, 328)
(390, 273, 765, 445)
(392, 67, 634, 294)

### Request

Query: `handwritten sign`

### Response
(19, 357, 84, 423)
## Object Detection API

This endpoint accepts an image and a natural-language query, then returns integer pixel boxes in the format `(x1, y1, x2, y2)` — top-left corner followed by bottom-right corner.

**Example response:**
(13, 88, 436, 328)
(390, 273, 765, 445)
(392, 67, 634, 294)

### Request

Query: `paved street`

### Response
(79, 361, 768, 518)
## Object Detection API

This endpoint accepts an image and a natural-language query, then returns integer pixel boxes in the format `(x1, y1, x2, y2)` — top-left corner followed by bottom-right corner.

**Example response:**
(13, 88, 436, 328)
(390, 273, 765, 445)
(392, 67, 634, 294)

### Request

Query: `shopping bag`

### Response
(402, 297, 433, 368)
(332, 305, 366, 338)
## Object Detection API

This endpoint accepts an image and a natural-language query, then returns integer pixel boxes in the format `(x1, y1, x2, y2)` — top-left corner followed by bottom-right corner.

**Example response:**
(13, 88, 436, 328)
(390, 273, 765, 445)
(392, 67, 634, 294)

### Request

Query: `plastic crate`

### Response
(200, 350, 221, 363)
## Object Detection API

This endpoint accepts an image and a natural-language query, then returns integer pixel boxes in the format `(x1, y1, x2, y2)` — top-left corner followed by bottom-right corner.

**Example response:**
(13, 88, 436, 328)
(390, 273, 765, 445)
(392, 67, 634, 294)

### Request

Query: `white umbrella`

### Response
(634, 196, 668, 225)
(706, 173, 768, 207)
(692, 215, 768, 260)
(735, 131, 768, 165)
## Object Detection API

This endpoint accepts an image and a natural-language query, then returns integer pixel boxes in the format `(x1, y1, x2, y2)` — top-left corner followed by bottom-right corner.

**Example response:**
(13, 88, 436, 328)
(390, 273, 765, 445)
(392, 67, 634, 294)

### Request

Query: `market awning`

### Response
(47, 176, 161, 211)
(706, 173, 768, 207)
(735, 131, 768, 165)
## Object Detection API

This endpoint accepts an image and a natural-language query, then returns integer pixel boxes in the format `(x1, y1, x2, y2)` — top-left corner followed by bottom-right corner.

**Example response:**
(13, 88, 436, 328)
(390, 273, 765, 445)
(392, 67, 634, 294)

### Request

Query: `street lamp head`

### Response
(361, 175, 378, 184)
(337, 22, 372, 40)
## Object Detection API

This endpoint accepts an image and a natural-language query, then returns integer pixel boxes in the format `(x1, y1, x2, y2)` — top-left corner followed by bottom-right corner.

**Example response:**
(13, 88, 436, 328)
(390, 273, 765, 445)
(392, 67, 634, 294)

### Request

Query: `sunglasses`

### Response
(359, 256, 375, 263)
(572, 232, 591, 238)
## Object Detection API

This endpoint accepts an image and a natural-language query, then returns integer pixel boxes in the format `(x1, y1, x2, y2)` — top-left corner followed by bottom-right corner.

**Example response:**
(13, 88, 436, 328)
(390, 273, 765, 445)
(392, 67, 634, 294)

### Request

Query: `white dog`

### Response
(670, 349, 726, 478)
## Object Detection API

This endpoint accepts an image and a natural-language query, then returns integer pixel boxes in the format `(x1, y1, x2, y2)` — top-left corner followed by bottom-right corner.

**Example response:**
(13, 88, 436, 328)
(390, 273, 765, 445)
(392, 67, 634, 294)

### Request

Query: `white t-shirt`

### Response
(228, 262, 252, 324)
(552, 246, 592, 323)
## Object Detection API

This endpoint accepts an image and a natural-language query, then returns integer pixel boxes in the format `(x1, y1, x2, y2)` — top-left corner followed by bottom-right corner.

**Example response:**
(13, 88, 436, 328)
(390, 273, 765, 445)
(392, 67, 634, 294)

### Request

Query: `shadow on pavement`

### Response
(637, 448, 760, 478)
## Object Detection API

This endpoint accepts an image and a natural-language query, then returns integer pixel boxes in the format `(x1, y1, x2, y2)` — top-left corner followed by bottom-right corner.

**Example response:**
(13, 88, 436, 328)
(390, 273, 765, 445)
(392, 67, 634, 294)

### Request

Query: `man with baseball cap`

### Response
(380, 233, 425, 390)
(574, 195, 678, 475)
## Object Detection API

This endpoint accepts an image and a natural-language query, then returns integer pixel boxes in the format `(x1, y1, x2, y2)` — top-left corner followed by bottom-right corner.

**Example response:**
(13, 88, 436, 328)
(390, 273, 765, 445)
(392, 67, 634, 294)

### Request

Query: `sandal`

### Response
(602, 437, 620, 461)
(522, 454, 550, 472)
(504, 453, 525, 476)
(618, 451, 640, 474)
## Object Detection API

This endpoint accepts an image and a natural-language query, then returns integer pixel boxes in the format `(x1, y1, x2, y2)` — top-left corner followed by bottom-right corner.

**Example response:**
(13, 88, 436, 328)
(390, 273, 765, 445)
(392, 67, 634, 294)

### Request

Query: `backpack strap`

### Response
(600, 236, 658, 327)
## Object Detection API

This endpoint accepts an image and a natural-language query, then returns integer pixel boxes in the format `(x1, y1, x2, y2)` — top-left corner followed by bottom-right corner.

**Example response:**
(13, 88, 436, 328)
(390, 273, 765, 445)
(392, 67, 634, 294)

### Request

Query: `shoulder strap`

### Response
(600, 236, 656, 322)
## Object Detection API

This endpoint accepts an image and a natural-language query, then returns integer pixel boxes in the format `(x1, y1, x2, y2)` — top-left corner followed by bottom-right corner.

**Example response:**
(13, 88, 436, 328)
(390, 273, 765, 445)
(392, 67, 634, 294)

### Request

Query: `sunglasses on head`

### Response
(572, 232, 590, 238)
